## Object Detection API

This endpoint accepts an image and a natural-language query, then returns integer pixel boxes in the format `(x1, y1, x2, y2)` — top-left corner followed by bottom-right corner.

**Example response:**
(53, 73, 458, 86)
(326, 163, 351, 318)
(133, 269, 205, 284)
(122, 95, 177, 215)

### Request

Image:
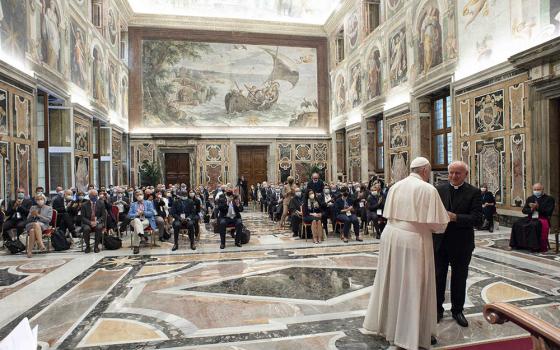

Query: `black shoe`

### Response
(84, 246, 91, 253)
(343, 239, 348, 243)
(356, 238, 363, 242)
(190, 243, 196, 250)
(452, 312, 469, 327)
(375, 234, 380, 239)
(172, 244, 178, 251)
(235, 242, 242, 247)
(94, 246, 100, 253)
(431, 336, 437, 345)
(220, 243, 225, 249)
(437, 311, 443, 323)
(489, 227, 494, 233)
(133, 246, 140, 255)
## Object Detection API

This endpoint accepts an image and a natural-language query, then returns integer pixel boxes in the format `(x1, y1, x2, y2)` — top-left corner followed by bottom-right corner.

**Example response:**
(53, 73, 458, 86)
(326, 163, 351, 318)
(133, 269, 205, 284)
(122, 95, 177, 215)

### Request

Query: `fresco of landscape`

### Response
(142, 40, 319, 128)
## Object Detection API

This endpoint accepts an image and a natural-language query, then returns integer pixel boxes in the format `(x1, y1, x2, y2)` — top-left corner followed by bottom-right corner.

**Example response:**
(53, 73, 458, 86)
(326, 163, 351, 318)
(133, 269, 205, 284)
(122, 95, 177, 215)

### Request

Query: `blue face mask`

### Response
(90, 196, 98, 202)
(533, 191, 542, 198)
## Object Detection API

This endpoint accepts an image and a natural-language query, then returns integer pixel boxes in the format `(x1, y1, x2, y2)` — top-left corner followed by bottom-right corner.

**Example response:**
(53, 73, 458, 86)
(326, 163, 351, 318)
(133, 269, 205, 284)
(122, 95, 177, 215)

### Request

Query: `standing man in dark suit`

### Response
(238, 175, 249, 207)
(434, 161, 482, 327)
(307, 173, 324, 195)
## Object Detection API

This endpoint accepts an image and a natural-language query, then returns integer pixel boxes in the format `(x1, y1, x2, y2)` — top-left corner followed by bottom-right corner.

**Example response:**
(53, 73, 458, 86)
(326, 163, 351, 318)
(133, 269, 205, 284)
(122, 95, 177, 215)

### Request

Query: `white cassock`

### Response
(363, 173, 449, 350)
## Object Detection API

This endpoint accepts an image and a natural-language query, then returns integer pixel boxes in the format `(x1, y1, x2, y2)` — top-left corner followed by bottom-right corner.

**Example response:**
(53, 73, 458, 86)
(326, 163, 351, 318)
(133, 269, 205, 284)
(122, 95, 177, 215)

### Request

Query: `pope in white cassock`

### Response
(363, 157, 450, 349)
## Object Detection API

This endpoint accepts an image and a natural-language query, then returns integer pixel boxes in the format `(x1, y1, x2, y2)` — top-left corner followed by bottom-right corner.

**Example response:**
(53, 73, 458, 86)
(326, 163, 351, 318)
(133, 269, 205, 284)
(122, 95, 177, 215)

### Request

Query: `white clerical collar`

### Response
(450, 182, 464, 190)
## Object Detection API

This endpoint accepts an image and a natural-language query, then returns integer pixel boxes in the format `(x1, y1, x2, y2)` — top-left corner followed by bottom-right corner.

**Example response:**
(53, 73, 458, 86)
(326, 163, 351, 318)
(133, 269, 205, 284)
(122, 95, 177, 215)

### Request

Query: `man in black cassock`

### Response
(237, 176, 249, 207)
(434, 161, 482, 328)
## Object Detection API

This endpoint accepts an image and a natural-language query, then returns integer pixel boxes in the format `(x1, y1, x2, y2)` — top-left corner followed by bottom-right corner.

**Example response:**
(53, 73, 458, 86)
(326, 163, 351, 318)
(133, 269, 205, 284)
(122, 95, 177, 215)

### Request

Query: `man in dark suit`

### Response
(52, 189, 78, 237)
(81, 189, 107, 253)
(288, 188, 304, 237)
(171, 190, 197, 251)
(334, 187, 361, 243)
(2, 188, 32, 241)
(307, 173, 324, 195)
(435, 161, 482, 327)
(480, 184, 496, 232)
(238, 175, 249, 207)
(217, 190, 243, 249)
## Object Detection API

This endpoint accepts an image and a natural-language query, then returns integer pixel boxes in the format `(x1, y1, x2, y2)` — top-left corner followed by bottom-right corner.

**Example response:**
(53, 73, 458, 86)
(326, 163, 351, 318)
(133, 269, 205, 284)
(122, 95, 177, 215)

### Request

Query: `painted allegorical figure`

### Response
(93, 48, 107, 104)
(368, 48, 382, 99)
(335, 75, 346, 114)
(41, 0, 61, 70)
(418, 5, 442, 75)
(389, 28, 407, 87)
(71, 23, 87, 88)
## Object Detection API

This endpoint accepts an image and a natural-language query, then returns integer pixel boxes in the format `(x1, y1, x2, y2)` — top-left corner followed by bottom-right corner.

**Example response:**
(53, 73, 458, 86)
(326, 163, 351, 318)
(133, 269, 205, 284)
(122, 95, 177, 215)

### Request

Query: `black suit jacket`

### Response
(217, 197, 243, 219)
(170, 198, 196, 221)
(6, 199, 32, 220)
(436, 182, 483, 251)
(80, 200, 107, 227)
(521, 194, 555, 219)
(307, 180, 324, 195)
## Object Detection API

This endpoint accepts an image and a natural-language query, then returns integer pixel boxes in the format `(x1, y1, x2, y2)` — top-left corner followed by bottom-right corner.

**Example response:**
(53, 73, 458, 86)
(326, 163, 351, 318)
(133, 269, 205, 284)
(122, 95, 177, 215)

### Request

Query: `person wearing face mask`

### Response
(32, 186, 51, 206)
(25, 194, 53, 258)
(170, 190, 197, 250)
(153, 191, 169, 242)
(269, 186, 282, 221)
(510, 183, 555, 253)
(3, 188, 32, 242)
(307, 173, 324, 196)
(366, 183, 384, 239)
(288, 188, 304, 238)
(434, 160, 483, 328)
(259, 182, 268, 213)
(334, 187, 361, 243)
(479, 184, 496, 232)
(112, 188, 131, 233)
(303, 189, 324, 244)
(80, 189, 107, 253)
(128, 190, 157, 254)
(320, 186, 335, 237)
(52, 189, 78, 238)
(189, 190, 202, 239)
(216, 190, 244, 249)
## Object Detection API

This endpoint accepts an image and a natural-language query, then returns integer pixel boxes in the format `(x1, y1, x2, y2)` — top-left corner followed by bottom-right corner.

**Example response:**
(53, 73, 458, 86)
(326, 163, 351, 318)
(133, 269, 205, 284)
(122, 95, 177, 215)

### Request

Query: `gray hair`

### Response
(448, 160, 469, 173)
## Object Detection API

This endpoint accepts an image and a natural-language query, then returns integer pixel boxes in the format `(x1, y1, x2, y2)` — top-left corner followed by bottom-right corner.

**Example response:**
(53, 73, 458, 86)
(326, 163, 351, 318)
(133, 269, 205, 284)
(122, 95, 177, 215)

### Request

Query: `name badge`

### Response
(532, 211, 539, 219)
(377, 209, 382, 215)
(359, 202, 364, 208)
(16, 212, 21, 219)
(346, 211, 352, 217)
(180, 214, 186, 219)
(117, 204, 124, 213)
(77, 210, 81, 216)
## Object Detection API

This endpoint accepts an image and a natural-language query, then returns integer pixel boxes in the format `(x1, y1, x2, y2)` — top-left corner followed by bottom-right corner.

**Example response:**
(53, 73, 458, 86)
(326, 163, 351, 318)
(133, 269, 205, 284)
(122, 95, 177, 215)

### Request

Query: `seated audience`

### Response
(217, 190, 243, 249)
(480, 184, 496, 232)
(152, 191, 168, 241)
(128, 190, 156, 254)
(510, 183, 555, 252)
(366, 183, 384, 238)
(190, 190, 202, 239)
(112, 188, 131, 232)
(81, 189, 106, 253)
(3, 188, 32, 241)
(25, 194, 52, 258)
(334, 187, 361, 243)
(171, 190, 197, 251)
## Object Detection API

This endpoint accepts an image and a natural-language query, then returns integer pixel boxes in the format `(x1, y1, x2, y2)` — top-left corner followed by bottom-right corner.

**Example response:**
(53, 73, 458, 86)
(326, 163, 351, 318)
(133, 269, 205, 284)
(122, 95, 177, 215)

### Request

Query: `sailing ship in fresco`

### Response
(225, 47, 299, 114)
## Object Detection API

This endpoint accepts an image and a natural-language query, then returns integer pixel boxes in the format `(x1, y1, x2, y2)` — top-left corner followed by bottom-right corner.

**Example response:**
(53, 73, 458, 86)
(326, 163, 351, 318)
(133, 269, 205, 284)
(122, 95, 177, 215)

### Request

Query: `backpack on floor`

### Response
(5, 239, 26, 254)
(52, 229, 71, 251)
(103, 234, 122, 250)
(240, 226, 251, 244)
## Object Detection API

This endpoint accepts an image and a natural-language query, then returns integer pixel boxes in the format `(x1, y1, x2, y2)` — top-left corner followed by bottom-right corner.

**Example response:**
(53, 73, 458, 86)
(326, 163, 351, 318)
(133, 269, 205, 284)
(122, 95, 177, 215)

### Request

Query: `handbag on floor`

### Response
(5, 239, 25, 254)
(103, 234, 122, 250)
(52, 229, 71, 251)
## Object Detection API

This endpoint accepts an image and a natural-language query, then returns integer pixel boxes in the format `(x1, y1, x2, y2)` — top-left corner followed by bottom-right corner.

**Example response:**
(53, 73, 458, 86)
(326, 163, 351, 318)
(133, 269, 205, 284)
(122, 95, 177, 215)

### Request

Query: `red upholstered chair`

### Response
(110, 205, 120, 236)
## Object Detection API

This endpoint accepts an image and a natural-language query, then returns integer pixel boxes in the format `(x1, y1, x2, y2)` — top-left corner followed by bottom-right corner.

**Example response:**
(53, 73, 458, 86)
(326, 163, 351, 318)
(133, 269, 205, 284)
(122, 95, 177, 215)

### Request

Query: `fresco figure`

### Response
(419, 5, 442, 75)
(41, 0, 61, 69)
(93, 48, 106, 104)
(367, 48, 382, 99)
(389, 28, 407, 87)
(71, 23, 87, 88)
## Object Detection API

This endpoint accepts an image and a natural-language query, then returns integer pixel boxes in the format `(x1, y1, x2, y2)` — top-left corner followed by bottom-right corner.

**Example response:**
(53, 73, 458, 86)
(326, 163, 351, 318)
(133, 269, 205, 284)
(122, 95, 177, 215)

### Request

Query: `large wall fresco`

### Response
(0, 0, 28, 61)
(141, 40, 319, 128)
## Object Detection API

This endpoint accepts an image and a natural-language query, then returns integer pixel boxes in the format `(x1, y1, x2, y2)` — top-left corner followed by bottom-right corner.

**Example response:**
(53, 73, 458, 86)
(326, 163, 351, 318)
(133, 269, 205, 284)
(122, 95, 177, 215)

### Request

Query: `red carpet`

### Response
(448, 336, 532, 350)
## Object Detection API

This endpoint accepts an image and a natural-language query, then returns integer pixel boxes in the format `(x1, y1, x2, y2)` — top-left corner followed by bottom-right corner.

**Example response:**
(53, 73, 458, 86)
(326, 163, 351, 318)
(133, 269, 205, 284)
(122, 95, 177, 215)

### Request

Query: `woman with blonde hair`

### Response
(302, 189, 324, 244)
(25, 194, 52, 258)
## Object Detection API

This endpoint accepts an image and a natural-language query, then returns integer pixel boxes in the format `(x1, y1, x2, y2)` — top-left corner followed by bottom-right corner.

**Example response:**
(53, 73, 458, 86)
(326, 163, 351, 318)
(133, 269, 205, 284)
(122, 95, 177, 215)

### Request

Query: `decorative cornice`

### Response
(129, 14, 327, 37)
(509, 37, 560, 70)
(114, 0, 134, 24)
(324, 0, 355, 35)
(453, 61, 519, 94)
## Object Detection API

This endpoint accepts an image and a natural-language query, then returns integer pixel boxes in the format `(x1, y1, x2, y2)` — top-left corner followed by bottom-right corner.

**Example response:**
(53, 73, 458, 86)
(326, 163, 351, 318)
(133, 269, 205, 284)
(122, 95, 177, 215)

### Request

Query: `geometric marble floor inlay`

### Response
(0, 209, 558, 349)
(185, 267, 376, 301)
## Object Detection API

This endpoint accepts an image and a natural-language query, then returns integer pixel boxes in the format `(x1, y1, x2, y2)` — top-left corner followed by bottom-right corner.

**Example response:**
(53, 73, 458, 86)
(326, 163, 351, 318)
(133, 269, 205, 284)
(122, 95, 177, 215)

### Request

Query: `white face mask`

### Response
(309, 194, 315, 199)
(136, 195, 144, 201)
(37, 200, 45, 206)
(189, 193, 195, 198)
(295, 192, 301, 197)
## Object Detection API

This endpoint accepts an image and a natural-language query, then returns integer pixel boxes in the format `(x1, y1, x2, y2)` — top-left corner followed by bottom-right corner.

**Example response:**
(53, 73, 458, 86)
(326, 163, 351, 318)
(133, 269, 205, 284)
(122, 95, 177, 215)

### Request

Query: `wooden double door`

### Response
(237, 146, 268, 188)
(165, 153, 190, 186)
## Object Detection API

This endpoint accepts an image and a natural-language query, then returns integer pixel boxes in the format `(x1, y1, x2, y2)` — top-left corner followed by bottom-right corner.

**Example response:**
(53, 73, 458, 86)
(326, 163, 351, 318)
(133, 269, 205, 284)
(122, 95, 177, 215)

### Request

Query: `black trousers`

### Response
(57, 212, 76, 235)
(291, 214, 301, 236)
(336, 214, 360, 238)
(434, 235, 473, 315)
(173, 219, 194, 243)
(82, 223, 103, 249)
(219, 217, 242, 245)
(119, 213, 131, 232)
(2, 219, 26, 240)
(321, 207, 332, 234)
